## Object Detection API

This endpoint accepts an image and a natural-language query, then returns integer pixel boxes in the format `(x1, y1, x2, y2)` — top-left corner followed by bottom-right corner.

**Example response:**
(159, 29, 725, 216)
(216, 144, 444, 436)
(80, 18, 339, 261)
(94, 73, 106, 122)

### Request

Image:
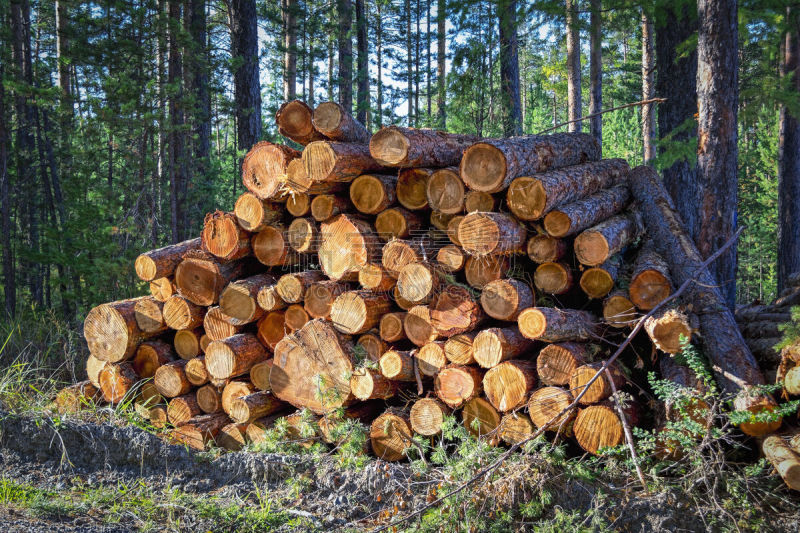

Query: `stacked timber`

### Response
(73, 99, 778, 464)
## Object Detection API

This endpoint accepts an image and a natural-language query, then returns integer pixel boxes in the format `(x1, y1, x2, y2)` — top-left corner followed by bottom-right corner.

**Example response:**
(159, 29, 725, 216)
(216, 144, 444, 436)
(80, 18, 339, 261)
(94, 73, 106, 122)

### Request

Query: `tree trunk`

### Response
(480, 279, 534, 321)
(189, 0, 211, 218)
(566, 0, 582, 132)
(230, 391, 287, 423)
(379, 349, 417, 381)
(497, 0, 521, 136)
(574, 210, 644, 266)
(763, 436, 800, 491)
(641, 10, 655, 163)
(351, 368, 399, 400)
(376, 0, 384, 127)
(0, 59, 14, 316)
(303, 141, 384, 182)
(644, 305, 697, 354)
(174, 254, 248, 306)
(252, 225, 299, 267)
(319, 214, 380, 280)
(241, 141, 301, 200)
(283, 0, 297, 101)
(573, 404, 626, 455)
(99, 363, 138, 404)
(135, 237, 202, 281)
(168, 0, 186, 242)
(458, 212, 526, 256)
(375, 208, 423, 241)
(337, 0, 353, 112)
(201, 211, 251, 261)
(355, 0, 368, 124)
(589, 0, 602, 148)
(230, 0, 262, 150)
(462, 397, 500, 444)
(370, 127, 478, 168)
(330, 290, 392, 334)
(219, 273, 278, 322)
(544, 184, 630, 239)
(370, 409, 413, 461)
(203, 305, 247, 340)
(579, 256, 620, 299)
(410, 397, 449, 436)
(172, 412, 230, 450)
(437, 0, 446, 128)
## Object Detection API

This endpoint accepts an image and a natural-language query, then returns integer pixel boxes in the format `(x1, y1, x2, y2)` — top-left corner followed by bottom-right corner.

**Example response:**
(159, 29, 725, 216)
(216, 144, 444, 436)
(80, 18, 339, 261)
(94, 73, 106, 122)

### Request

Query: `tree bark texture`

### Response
(498, 0, 521, 136)
(230, 0, 262, 151)
(337, 0, 353, 113)
(589, 0, 602, 148)
(566, 0, 582, 132)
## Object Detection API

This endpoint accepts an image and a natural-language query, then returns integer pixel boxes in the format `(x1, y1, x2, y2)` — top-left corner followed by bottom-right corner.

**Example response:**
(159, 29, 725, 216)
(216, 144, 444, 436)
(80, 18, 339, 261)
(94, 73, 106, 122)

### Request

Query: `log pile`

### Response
(73, 99, 780, 465)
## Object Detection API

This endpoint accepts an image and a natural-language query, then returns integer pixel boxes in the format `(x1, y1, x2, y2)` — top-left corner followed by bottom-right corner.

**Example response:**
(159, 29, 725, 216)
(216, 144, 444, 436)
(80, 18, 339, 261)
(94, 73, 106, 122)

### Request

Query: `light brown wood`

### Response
(174, 328, 204, 360)
(416, 341, 448, 377)
(330, 290, 392, 335)
(277, 270, 326, 303)
(84, 297, 159, 363)
(396, 168, 432, 209)
(285, 157, 344, 194)
(534, 262, 573, 295)
(99, 363, 139, 403)
(397, 262, 443, 304)
(446, 215, 464, 246)
(135, 238, 202, 281)
(311, 193, 352, 221)
(763, 436, 800, 491)
(434, 365, 484, 408)
(230, 391, 288, 424)
(526, 235, 568, 264)
(241, 141, 300, 200)
(461, 397, 501, 445)
(393, 285, 415, 311)
(426, 167, 464, 214)
(221, 380, 256, 415)
(203, 305, 245, 341)
(375, 207, 423, 241)
(379, 349, 417, 381)
(132, 340, 175, 378)
(86, 354, 109, 388)
(276, 100, 325, 145)
(528, 386, 576, 432)
(498, 413, 534, 445)
(464, 191, 496, 213)
(369, 126, 478, 167)
(55, 380, 100, 414)
(483, 360, 537, 412)
(171, 412, 230, 450)
(382, 236, 442, 276)
(464, 255, 510, 288)
(357, 330, 387, 362)
(644, 306, 697, 354)
(149, 406, 168, 428)
(568, 362, 627, 404)
(286, 192, 311, 217)
(458, 212, 526, 256)
(350, 368, 400, 400)
(287, 217, 318, 254)
(149, 277, 176, 302)
(234, 192, 283, 232)
(436, 244, 466, 273)
(574, 210, 644, 267)
(163, 295, 206, 330)
(429, 285, 484, 337)
(410, 398, 450, 436)
(201, 211, 252, 261)
(220, 273, 277, 322)
(404, 305, 441, 346)
(543, 184, 631, 238)
(256, 281, 286, 313)
(579, 256, 621, 299)
(350, 173, 397, 214)
(184, 356, 210, 386)
(154, 360, 192, 398)
(133, 297, 167, 334)
(573, 404, 624, 455)
(312, 101, 371, 142)
(480, 278, 534, 321)
(473, 326, 534, 368)
(370, 409, 413, 461)
(206, 334, 269, 380)
(167, 393, 202, 425)
(430, 210, 455, 231)
(358, 263, 397, 292)
(444, 332, 478, 365)
(518, 307, 598, 342)
(629, 246, 673, 310)
(217, 422, 249, 451)
(249, 359, 273, 391)
(174, 254, 248, 306)
(303, 141, 384, 183)
(537, 342, 591, 386)
(252, 225, 299, 267)
(256, 310, 287, 350)
(284, 304, 310, 331)
(304, 280, 351, 320)
(603, 290, 637, 328)
(319, 214, 380, 280)
(379, 312, 407, 342)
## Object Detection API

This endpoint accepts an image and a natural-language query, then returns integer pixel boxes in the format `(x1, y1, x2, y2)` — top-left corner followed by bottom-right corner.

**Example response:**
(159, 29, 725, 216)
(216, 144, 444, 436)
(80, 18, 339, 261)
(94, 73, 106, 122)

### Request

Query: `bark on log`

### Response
(416, 341, 448, 377)
(350, 174, 397, 215)
(462, 397, 501, 445)
(763, 436, 800, 491)
(133, 340, 175, 378)
(603, 290, 637, 329)
(458, 212, 526, 256)
(303, 141, 384, 183)
(379, 312, 408, 343)
(310, 193, 352, 221)
(483, 359, 538, 412)
(277, 270, 326, 304)
(55, 380, 100, 414)
(574, 210, 644, 267)
(163, 295, 206, 330)
(434, 365, 484, 408)
(252, 225, 299, 267)
(154, 359, 192, 398)
(358, 263, 396, 292)
(644, 306, 697, 354)
(396, 167, 433, 210)
(202, 211, 252, 261)
(84, 297, 160, 363)
(579, 255, 621, 299)
(436, 245, 467, 273)
(98, 363, 138, 404)
(135, 238, 202, 281)
(460, 133, 601, 193)
(185, 356, 210, 386)
(205, 334, 268, 381)
(241, 141, 300, 200)
(473, 326, 535, 368)
(426, 167, 465, 214)
(629, 245, 673, 310)
(172, 412, 230, 450)
(518, 307, 599, 342)
(350, 368, 400, 400)
(369, 126, 479, 168)
(534, 262, 574, 295)
(464, 255, 510, 288)
(149, 277, 177, 302)
(375, 207, 424, 241)
(330, 290, 392, 335)
(528, 386, 576, 433)
(133, 297, 168, 334)
(175, 254, 248, 306)
(230, 391, 287, 424)
(312, 101, 371, 143)
(544, 184, 631, 238)
(404, 305, 441, 346)
(444, 332, 478, 365)
(526, 235, 568, 264)
(319, 215, 380, 280)
(167, 393, 202, 425)
(256, 310, 287, 350)
(537, 342, 592, 386)
(410, 397, 450, 436)
(304, 280, 351, 320)
(480, 278, 534, 321)
(234, 192, 283, 232)
(498, 413, 535, 445)
(287, 217, 318, 254)
(203, 305, 245, 341)
(275, 100, 326, 145)
(379, 349, 418, 381)
(370, 409, 413, 462)
(221, 380, 256, 415)
(220, 273, 277, 323)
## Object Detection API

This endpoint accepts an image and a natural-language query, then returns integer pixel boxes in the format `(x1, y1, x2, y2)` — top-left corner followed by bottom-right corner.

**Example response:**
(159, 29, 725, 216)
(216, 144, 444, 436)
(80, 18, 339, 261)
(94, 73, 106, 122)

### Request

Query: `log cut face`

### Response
(483, 360, 538, 412)
(234, 193, 283, 232)
(629, 246, 673, 310)
(270, 319, 356, 414)
(201, 211, 252, 261)
(396, 168, 432, 210)
(84, 297, 154, 363)
(458, 212, 527, 256)
(518, 307, 599, 342)
(319, 215, 380, 280)
(480, 279, 534, 321)
(544, 184, 630, 238)
(174, 255, 246, 306)
(303, 141, 384, 183)
(350, 174, 398, 215)
(275, 100, 326, 145)
(135, 238, 202, 281)
(241, 141, 300, 200)
(528, 386, 576, 432)
(460, 133, 601, 194)
(426, 168, 465, 214)
(370, 410, 413, 461)
(429, 285, 484, 337)
(312, 101, 371, 143)
(574, 210, 644, 267)
(369, 126, 479, 168)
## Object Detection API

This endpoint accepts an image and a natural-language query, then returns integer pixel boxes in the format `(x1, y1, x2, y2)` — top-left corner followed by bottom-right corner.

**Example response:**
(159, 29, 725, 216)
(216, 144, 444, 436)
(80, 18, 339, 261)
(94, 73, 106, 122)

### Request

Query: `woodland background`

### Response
(0, 0, 798, 328)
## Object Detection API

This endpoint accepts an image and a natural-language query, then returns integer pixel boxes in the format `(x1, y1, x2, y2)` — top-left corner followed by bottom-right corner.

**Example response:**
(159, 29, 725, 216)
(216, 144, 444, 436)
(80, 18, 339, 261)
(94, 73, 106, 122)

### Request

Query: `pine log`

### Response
(738, 321, 784, 340)
(330, 290, 392, 335)
(425, 167, 464, 214)
(277, 270, 326, 303)
(603, 290, 637, 328)
(436, 245, 467, 273)
(350, 368, 400, 400)
(379, 312, 407, 343)
(446, 216, 464, 246)
(763, 436, 800, 491)
(256, 282, 287, 313)
(382, 236, 442, 276)
(167, 393, 202, 425)
(241, 141, 300, 200)
(282, 411, 321, 448)
(407, 398, 449, 436)
(284, 304, 310, 331)
(311, 193, 352, 221)
(285, 158, 344, 194)
(458, 212, 526, 256)
(483, 359, 537, 411)
(429, 285, 484, 337)
(221, 380, 256, 415)
(369, 126, 479, 168)
(379, 349, 418, 381)
(396, 167, 432, 210)
(784, 365, 800, 396)
(430, 210, 455, 231)
(133, 340, 175, 378)
(252, 226, 299, 267)
(55, 380, 100, 414)
(148, 405, 168, 428)
(133, 297, 168, 334)
(393, 285, 415, 310)
(154, 359, 192, 398)
(200, 334, 212, 354)
(358, 263, 397, 292)
(480, 278, 533, 321)
(84, 297, 160, 363)
(285, 192, 311, 217)
(397, 262, 443, 304)
(629, 165, 778, 435)
(464, 191, 497, 213)
(444, 332, 478, 365)
(99, 363, 138, 403)
(544, 184, 630, 238)
(579, 255, 621, 299)
(275, 100, 325, 145)
(202, 211, 252, 261)
(416, 341, 447, 377)
(569, 362, 627, 404)
(629, 246, 673, 310)
(163, 295, 206, 330)
(356, 331, 387, 362)
(375, 207, 424, 241)
(526, 235, 568, 264)
(206, 334, 268, 380)
(287, 217, 319, 253)
(149, 277, 177, 302)
(86, 354, 109, 388)
(573, 404, 625, 455)
(350, 173, 397, 215)
(574, 210, 644, 267)
(245, 415, 285, 445)
(474, 326, 534, 368)
(174, 328, 204, 360)
(220, 273, 277, 322)
(498, 413, 535, 445)
(319, 214, 380, 280)
(534, 262, 574, 295)
(303, 141, 384, 183)
(230, 391, 287, 424)
(256, 310, 287, 350)
(304, 280, 351, 320)
(174, 254, 248, 306)
(435, 365, 484, 408)
(135, 238, 202, 281)
(234, 192, 283, 232)
(460, 132, 601, 193)
(312, 101, 371, 142)
(506, 159, 629, 221)
(270, 319, 355, 413)
(184, 356, 209, 386)
(203, 305, 245, 341)
(537, 342, 592, 386)
(518, 307, 599, 342)
(464, 255, 510, 288)
(172, 412, 230, 450)
(644, 306, 697, 354)
(404, 305, 441, 346)
(462, 397, 501, 445)
(370, 409, 413, 461)
(249, 359, 273, 391)
(528, 386, 576, 432)
(216, 422, 249, 451)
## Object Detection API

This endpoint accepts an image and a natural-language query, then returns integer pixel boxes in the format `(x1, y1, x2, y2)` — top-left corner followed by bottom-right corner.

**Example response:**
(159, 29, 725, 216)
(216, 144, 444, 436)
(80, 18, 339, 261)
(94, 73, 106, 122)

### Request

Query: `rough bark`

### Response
(368, 127, 478, 168)
(544, 184, 630, 238)
(355, 0, 369, 124)
(230, 0, 262, 150)
(312, 101, 370, 143)
(337, 0, 353, 110)
(498, 0, 521, 136)
(642, 10, 656, 163)
(589, 0, 602, 148)
(518, 307, 599, 342)
(283, 0, 297, 101)
(135, 238, 202, 281)
(566, 0, 582, 132)
(574, 209, 644, 266)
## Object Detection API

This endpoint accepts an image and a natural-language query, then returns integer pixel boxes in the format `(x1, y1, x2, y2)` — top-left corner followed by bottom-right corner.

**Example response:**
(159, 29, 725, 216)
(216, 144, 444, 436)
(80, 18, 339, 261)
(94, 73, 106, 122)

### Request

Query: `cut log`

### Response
(99, 363, 138, 403)
(206, 334, 269, 380)
(474, 326, 535, 368)
(462, 397, 501, 444)
(379, 349, 417, 381)
(287, 217, 318, 254)
(458, 212, 526, 256)
(220, 273, 277, 323)
(528, 386, 576, 432)
(303, 141, 384, 183)
(393, 285, 415, 311)
(430, 211, 455, 231)
(461, 132, 601, 193)
(203, 305, 245, 341)
(629, 246, 673, 310)
(658, 354, 710, 424)
(429, 285, 484, 337)
(184, 356, 209, 386)
(382, 236, 442, 276)
(506, 159, 629, 221)
(644, 306, 697, 354)
(330, 290, 392, 335)
(252, 225, 299, 267)
(167, 393, 202, 425)
(537, 342, 592, 386)
(249, 359, 273, 391)
(286, 192, 311, 217)
(55, 380, 100, 414)
(375, 207, 423, 241)
(379, 312, 407, 343)
(350, 368, 399, 400)
(603, 290, 637, 329)
(480, 278, 534, 321)
(284, 304, 310, 331)
(135, 238, 202, 281)
(256, 282, 286, 313)
(277, 270, 326, 304)
(483, 360, 537, 412)
(574, 210, 644, 267)
(763, 436, 800, 491)
(154, 359, 192, 398)
(149, 277, 176, 302)
(435, 365, 484, 408)
(785, 366, 800, 396)
(133, 340, 175, 378)
(629, 165, 778, 435)
(174, 328, 204, 360)
(526, 234, 568, 264)
(317, 402, 383, 444)
(282, 411, 321, 448)
(569, 362, 627, 404)
(369, 126, 479, 168)
(446, 216, 464, 246)
(256, 310, 287, 350)
(241, 141, 300, 200)
(84, 297, 160, 363)
(498, 413, 535, 445)
(86, 354, 109, 388)
(356, 331, 387, 362)
(149, 406, 168, 428)
(234, 192, 283, 232)
(464, 255, 510, 288)
(518, 307, 599, 342)
(358, 263, 397, 292)
(230, 391, 287, 424)
(396, 167, 432, 210)
(544, 184, 630, 238)
(444, 332, 478, 365)
(404, 305, 441, 346)
(534, 262, 574, 295)
(426, 167, 464, 214)
(416, 341, 448, 377)
(172, 412, 230, 450)
(312, 101, 371, 142)
(163, 295, 206, 330)
(397, 262, 443, 304)
(270, 319, 355, 413)
(436, 245, 467, 273)
(573, 404, 625, 455)
(311, 193, 352, 221)
(579, 256, 621, 299)
(409, 398, 450, 436)
(738, 321, 784, 340)
(370, 409, 413, 461)
(464, 191, 497, 213)
(286, 157, 344, 195)
(319, 214, 380, 280)
(133, 297, 167, 334)
(202, 211, 251, 261)
(275, 100, 324, 145)
(221, 380, 256, 415)
(174, 254, 248, 306)
(216, 422, 249, 451)
(245, 415, 283, 445)
(304, 280, 351, 320)
(350, 173, 397, 215)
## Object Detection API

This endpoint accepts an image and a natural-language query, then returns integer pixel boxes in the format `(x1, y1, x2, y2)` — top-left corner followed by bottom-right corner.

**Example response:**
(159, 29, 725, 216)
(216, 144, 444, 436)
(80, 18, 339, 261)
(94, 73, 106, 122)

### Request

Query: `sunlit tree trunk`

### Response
(498, 0, 521, 136)
(589, 0, 602, 149)
(566, 0, 581, 132)
(355, 0, 368, 124)
(437, 0, 446, 129)
(641, 10, 655, 163)
(337, 0, 352, 111)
